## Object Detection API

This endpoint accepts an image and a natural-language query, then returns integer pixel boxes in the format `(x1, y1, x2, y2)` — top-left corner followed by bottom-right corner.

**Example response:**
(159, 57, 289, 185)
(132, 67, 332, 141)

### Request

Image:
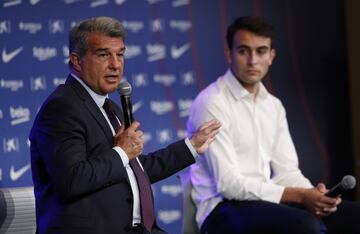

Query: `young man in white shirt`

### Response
(187, 16, 360, 234)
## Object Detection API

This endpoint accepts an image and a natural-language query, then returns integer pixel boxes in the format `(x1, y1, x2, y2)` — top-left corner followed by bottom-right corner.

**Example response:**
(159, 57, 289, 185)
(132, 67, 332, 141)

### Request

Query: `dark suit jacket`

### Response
(29, 75, 195, 234)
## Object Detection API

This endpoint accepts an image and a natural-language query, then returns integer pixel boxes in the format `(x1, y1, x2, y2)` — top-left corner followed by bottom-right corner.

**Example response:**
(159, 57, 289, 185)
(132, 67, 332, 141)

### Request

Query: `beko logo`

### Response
(0, 79, 24, 91)
(146, 43, 165, 62)
(3, 137, 20, 153)
(158, 210, 181, 224)
(169, 20, 191, 32)
(19, 21, 42, 34)
(33, 47, 57, 61)
(122, 21, 144, 33)
(10, 106, 30, 125)
(150, 101, 174, 115)
(161, 184, 182, 197)
(125, 45, 142, 59)
(0, 20, 11, 34)
(153, 74, 176, 86)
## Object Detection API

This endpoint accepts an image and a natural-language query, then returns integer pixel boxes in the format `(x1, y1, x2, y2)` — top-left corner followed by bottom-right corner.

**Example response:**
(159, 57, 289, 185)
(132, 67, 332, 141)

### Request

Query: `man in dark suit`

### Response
(29, 16, 221, 234)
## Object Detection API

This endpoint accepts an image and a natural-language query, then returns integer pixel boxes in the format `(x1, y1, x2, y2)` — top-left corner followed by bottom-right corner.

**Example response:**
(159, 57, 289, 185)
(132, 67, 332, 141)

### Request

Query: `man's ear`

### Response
(70, 52, 81, 72)
(224, 47, 232, 64)
(269, 49, 276, 65)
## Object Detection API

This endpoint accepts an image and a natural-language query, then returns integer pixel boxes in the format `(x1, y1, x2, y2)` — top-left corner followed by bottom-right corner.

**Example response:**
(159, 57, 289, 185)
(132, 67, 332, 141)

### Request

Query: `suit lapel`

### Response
(65, 75, 114, 146)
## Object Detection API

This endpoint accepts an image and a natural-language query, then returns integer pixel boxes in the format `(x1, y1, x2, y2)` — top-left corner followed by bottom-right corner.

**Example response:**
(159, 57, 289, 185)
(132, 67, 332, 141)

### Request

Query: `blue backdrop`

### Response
(0, 0, 352, 233)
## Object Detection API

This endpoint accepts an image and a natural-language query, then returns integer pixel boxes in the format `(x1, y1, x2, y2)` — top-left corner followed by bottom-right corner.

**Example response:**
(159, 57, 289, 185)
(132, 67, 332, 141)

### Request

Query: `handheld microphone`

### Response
(325, 175, 356, 198)
(117, 81, 133, 129)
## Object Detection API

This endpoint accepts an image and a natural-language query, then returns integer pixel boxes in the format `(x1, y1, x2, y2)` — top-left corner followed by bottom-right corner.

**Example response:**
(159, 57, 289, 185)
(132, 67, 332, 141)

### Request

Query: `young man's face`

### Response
(226, 29, 275, 93)
(71, 32, 125, 95)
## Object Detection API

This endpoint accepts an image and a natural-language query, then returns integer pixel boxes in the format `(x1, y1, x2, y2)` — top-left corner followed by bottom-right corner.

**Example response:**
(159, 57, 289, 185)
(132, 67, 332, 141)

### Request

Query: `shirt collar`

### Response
(223, 68, 269, 101)
(71, 73, 108, 108)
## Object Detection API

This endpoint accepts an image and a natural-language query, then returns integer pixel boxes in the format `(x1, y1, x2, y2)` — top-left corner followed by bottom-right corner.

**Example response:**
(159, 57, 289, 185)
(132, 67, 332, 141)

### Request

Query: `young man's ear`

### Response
(269, 49, 276, 65)
(70, 52, 81, 72)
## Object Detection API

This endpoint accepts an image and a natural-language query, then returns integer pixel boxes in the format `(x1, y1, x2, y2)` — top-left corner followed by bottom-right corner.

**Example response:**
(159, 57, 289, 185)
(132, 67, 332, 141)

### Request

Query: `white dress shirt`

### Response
(72, 74, 198, 226)
(187, 69, 313, 228)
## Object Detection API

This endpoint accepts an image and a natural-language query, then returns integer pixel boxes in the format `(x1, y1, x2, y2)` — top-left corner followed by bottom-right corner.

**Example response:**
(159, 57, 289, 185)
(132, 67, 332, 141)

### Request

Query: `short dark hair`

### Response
(69, 16, 126, 67)
(226, 16, 275, 50)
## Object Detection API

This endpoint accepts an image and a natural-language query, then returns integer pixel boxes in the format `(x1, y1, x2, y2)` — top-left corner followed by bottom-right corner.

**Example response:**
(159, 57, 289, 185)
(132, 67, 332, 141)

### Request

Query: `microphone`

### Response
(325, 175, 356, 198)
(117, 81, 133, 129)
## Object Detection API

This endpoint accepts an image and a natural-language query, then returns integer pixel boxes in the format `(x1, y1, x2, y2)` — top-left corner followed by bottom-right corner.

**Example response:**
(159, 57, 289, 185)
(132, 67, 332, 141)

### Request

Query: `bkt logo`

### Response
(31, 76, 47, 91)
(10, 106, 30, 125)
(33, 47, 57, 61)
(125, 45, 142, 59)
(153, 74, 176, 86)
(178, 99, 192, 117)
(3, 137, 20, 153)
(169, 20, 191, 32)
(146, 43, 165, 62)
(48, 19, 64, 34)
(157, 129, 172, 144)
(122, 21, 144, 33)
(19, 21, 42, 34)
(158, 210, 181, 224)
(0, 20, 11, 34)
(0, 79, 24, 91)
(150, 101, 174, 115)
(161, 184, 182, 197)
(181, 71, 195, 86)
(149, 18, 164, 32)
(132, 73, 148, 87)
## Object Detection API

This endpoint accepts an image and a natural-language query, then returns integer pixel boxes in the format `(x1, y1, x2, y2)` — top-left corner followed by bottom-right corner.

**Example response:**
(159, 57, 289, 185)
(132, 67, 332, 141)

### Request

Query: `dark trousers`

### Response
(201, 200, 360, 234)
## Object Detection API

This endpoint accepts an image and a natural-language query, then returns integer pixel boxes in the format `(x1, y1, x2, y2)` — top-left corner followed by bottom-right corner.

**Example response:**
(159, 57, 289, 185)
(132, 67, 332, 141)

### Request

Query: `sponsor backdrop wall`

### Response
(0, 0, 352, 233)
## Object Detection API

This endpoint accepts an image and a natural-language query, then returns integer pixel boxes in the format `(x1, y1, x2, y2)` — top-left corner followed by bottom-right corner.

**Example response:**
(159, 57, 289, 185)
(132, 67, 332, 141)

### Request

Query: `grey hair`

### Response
(69, 16, 126, 66)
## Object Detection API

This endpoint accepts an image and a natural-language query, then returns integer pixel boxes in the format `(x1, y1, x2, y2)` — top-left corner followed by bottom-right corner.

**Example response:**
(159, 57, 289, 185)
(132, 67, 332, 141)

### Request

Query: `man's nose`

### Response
(247, 51, 258, 65)
(108, 54, 121, 70)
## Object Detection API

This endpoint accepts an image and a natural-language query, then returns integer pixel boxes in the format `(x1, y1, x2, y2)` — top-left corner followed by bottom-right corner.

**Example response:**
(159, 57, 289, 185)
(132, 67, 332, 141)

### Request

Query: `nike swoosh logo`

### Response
(10, 163, 31, 181)
(30, 0, 41, 5)
(2, 47, 24, 63)
(132, 101, 143, 113)
(64, 0, 82, 4)
(171, 43, 191, 59)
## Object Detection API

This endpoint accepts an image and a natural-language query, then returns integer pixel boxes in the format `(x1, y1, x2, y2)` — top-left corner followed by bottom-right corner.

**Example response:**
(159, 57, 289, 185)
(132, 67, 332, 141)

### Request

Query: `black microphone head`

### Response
(341, 175, 356, 190)
(117, 80, 132, 96)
